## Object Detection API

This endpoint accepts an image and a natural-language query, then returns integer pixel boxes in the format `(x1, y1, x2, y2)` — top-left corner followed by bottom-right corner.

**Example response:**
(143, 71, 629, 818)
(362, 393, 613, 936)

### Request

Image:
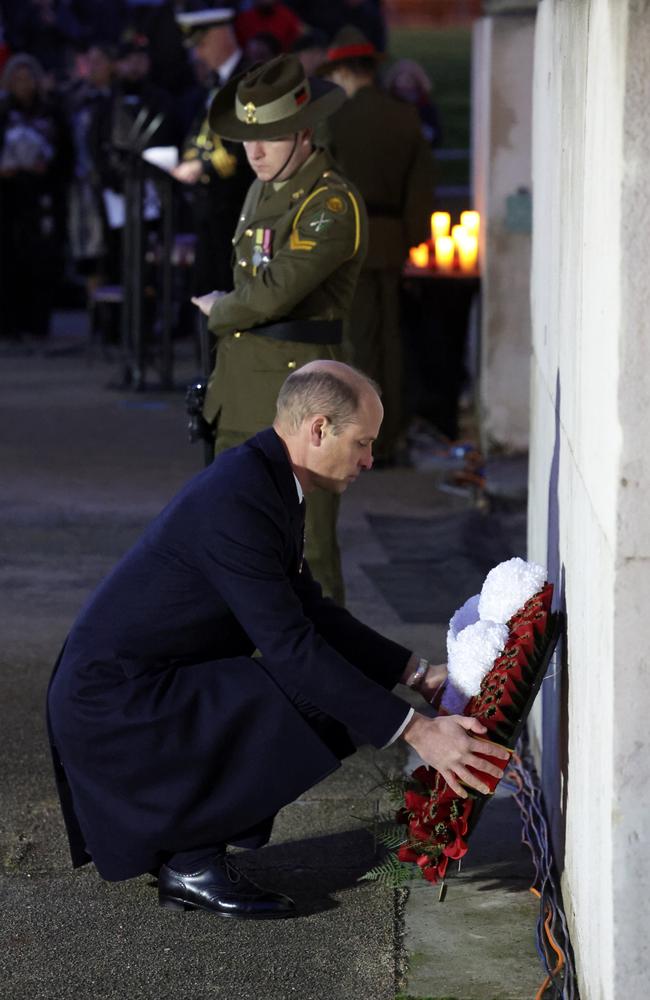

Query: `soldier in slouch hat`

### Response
(192, 53, 368, 603)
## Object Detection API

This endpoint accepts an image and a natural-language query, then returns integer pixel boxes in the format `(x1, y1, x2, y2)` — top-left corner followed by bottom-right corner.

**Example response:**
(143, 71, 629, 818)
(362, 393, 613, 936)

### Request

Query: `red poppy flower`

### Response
(443, 833, 469, 860)
(411, 765, 438, 789)
(409, 819, 431, 842)
(397, 845, 420, 864)
(405, 790, 429, 814)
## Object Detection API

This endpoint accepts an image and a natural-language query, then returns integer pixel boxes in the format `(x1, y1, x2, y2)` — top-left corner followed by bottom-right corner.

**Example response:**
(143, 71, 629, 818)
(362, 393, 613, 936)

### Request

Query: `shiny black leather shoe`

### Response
(158, 854, 296, 919)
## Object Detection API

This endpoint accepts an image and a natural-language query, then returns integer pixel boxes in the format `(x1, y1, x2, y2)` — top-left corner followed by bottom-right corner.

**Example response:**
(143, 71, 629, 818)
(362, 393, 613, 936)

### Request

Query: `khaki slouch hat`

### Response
(208, 54, 345, 141)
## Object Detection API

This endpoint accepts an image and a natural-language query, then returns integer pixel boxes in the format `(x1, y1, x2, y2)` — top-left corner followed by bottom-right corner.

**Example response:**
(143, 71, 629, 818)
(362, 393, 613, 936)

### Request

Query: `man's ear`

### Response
(309, 415, 329, 445)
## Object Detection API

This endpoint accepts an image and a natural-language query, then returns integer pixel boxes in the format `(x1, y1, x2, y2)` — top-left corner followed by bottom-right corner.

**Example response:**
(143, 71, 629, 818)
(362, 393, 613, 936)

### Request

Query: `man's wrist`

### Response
(401, 710, 426, 748)
(383, 706, 415, 747)
(401, 655, 447, 706)
(405, 655, 429, 690)
(401, 652, 420, 686)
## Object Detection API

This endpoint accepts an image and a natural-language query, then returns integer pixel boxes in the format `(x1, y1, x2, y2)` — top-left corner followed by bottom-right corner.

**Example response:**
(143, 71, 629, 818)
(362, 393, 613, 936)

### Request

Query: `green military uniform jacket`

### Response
(324, 85, 435, 269)
(320, 85, 436, 461)
(202, 147, 368, 434)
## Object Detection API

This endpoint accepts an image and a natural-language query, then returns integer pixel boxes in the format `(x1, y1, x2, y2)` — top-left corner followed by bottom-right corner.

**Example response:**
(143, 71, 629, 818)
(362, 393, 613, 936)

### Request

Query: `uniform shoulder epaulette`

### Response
(289, 168, 363, 259)
(320, 168, 349, 190)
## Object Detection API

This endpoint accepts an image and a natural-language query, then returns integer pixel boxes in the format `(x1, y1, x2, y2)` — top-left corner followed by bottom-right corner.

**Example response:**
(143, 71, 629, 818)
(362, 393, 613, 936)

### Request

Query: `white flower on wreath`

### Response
(440, 557, 548, 713)
(478, 556, 546, 625)
(446, 593, 480, 662)
(447, 619, 509, 697)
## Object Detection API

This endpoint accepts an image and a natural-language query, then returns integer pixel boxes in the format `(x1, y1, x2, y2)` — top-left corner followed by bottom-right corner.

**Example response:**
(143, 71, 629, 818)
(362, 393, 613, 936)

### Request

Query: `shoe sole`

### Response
(159, 896, 296, 919)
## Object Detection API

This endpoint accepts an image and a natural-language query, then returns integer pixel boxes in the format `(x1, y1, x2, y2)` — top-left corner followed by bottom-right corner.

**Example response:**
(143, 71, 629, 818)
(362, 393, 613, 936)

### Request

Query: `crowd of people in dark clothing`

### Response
(0, 1, 440, 342)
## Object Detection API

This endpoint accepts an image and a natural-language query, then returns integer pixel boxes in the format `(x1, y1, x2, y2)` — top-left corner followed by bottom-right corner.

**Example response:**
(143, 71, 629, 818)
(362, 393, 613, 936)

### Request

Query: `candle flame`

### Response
(409, 243, 430, 268)
(460, 210, 480, 237)
(431, 211, 451, 241)
(457, 234, 478, 272)
(435, 235, 455, 271)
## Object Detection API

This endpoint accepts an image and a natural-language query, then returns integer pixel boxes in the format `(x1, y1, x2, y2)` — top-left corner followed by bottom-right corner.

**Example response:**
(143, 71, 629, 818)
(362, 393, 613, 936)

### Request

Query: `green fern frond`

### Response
(383, 776, 411, 804)
(375, 825, 407, 851)
(373, 811, 404, 828)
(359, 853, 414, 887)
(370, 765, 411, 804)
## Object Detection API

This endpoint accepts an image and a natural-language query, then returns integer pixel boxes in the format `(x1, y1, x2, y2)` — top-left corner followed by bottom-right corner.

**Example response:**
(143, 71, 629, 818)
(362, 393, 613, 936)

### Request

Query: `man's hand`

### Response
(191, 291, 225, 316)
(172, 160, 203, 184)
(401, 712, 511, 798)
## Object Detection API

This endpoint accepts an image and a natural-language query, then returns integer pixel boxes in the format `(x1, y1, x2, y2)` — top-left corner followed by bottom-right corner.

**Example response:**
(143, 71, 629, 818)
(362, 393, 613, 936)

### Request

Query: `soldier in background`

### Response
(290, 29, 328, 77)
(112, 31, 177, 147)
(191, 54, 368, 604)
(318, 27, 436, 465)
(0, 53, 73, 341)
(65, 42, 115, 303)
(173, 8, 252, 296)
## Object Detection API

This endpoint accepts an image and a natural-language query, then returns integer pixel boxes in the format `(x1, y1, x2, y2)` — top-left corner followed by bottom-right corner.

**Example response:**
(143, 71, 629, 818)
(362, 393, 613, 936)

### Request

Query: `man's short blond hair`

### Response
(275, 364, 380, 434)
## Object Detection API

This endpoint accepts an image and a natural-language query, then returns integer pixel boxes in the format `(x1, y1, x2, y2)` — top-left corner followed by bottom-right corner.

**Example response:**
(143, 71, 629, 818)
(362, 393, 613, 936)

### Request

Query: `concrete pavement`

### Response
(0, 332, 543, 1000)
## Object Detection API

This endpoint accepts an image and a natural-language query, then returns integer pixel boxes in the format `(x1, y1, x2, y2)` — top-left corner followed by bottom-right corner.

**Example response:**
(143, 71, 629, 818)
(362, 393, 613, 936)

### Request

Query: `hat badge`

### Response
(244, 102, 257, 125)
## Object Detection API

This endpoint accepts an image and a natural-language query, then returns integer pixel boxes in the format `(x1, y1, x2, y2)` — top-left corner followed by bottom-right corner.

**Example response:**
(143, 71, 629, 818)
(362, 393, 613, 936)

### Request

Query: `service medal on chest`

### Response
(252, 227, 273, 271)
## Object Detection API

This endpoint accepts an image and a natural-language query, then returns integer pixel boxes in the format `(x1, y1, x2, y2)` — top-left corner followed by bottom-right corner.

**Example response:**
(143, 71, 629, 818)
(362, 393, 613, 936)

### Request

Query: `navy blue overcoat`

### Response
(47, 428, 411, 881)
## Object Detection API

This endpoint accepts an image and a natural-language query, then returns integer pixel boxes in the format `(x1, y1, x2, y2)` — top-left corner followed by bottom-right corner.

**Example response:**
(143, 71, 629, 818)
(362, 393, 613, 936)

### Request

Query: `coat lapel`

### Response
(249, 428, 304, 569)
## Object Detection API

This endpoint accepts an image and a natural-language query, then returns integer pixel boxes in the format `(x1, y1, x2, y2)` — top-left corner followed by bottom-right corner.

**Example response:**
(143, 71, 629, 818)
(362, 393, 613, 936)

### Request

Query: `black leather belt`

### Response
(249, 318, 342, 345)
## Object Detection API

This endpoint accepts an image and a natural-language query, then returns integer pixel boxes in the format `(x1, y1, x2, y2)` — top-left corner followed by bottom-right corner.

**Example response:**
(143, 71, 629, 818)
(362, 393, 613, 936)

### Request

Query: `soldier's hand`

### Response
(401, 712, 510, 798)
(172, 160, 203, 184)
(191, 291, 225, 316)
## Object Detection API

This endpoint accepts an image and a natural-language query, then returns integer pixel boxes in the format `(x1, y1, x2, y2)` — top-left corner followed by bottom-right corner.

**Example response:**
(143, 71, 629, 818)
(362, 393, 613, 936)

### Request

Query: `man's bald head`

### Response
(274, 361, 380, 435)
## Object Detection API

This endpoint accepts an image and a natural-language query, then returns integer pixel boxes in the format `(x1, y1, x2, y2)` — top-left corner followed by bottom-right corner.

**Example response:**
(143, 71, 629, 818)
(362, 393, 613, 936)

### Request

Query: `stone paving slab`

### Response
(402, 788, 542, 1000)
(0, 867, 397, 1000)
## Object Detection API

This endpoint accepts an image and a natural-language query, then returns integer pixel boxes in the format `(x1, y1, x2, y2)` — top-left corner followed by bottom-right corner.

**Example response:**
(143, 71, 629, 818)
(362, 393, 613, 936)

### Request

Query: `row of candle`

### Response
(409, 210, 481, 273)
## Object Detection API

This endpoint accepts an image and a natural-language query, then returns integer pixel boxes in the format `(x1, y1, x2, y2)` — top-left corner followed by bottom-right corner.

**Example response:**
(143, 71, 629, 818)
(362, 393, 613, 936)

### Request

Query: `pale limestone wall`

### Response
(529, 1, 650, 995)
(472, 14, 534, 451)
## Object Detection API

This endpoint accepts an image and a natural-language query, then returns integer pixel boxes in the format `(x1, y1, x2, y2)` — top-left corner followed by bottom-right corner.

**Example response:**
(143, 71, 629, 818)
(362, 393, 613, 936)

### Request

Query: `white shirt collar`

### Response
(217, 47, 242, 85)
(293, 473, 304, 504)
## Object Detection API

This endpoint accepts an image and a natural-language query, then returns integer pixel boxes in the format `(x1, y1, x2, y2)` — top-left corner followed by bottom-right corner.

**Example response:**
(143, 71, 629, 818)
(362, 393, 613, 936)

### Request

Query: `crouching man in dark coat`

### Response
(47, 360, 508, 919)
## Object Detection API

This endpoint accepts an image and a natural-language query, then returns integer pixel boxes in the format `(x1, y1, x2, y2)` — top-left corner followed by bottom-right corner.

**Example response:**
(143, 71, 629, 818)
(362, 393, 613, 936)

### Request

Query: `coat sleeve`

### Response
(193, 488, 411, 748)
(207, 185, 365, 337)
(293, 560, 411, 691)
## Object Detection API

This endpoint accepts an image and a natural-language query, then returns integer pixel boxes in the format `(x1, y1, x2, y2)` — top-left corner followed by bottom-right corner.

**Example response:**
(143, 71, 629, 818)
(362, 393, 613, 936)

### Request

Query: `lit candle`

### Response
(460, 210, 480, 237)
(457, 234, 478, 273)
(409, 243, 430, 268)
(435, 235, 455, 271)
(451, 224, 467, 244)
(431, 211, 451, 241)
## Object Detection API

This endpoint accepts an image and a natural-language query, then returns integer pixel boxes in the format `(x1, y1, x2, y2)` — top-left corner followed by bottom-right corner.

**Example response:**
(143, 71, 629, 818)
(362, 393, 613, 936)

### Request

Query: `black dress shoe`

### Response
(158, 854, 296, 919)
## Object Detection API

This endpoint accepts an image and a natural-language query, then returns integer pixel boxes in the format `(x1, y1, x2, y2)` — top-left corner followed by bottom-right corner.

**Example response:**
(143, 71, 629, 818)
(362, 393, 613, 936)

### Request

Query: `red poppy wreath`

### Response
(362, 557, 561, 888)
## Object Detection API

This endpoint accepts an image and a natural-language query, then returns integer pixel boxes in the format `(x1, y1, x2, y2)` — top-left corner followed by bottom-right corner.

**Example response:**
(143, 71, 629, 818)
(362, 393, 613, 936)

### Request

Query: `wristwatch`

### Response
(406, 656, 429, 690)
